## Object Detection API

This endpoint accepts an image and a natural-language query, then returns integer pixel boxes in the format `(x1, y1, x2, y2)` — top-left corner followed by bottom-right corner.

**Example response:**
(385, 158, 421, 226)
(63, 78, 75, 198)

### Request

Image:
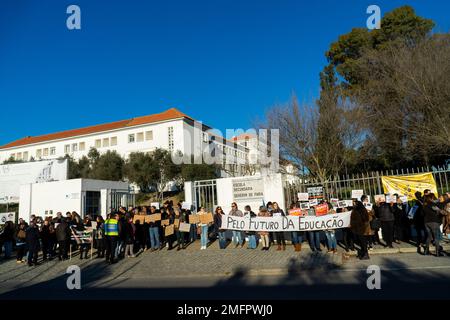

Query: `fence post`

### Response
(376, 171, 382, 195)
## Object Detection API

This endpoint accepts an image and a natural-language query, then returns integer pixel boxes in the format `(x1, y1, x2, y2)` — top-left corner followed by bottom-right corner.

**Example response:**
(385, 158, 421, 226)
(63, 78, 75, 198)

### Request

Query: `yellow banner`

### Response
(381, 173, 438, 200)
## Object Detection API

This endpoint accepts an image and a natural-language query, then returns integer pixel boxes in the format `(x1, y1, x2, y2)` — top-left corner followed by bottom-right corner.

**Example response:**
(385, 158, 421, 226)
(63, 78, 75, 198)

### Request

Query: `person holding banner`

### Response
(163, 206, 176, 250)
(258, 206, 271, 250)
(213, 206, 227, 249)
(350, 201, 370, 260)
(374, 197, 395, 248)
(272, 202, 286, 251)
(229, 202, 244, 248)
(323, 202, 337, 254)
(244, 206, 257, 249)
(288, 203, 303, 252)
(176, 208, 189, 250)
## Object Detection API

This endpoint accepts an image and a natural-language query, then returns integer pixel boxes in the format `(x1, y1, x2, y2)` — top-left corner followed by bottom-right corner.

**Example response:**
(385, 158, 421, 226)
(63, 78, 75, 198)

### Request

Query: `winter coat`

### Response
(350, 207, 370, 236)
(376, 203, 395, 222)
(26, 226, 41, 250)
(423, 204, 443, 224)
(55, 221, 71, 242)
(214, 213, 224, 233)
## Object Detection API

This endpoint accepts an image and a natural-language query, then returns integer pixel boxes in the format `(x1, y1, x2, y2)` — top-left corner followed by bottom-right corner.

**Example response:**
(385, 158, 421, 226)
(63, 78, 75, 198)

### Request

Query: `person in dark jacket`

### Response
(15, 222, 27, 263)
(2, 221, 15, 259)
(95, 216, 106, 258)
(213, 206, 227, 249)
(162, 207, 176, 250)
(176, 208, 189, 250)
(244, 205, 257, 249)
(148, 206, 161, 251)
(375, 197, 395, 248)
(56, 219, 71, 260)
(26, 221, 41, 266)
(423, 193, 445, 257)
(40, 220, 52, 261)
(350, 201, 370, 260)
(413, 191, 427, 249)
(124, 217, 136, 257)
(272, 202, 286, 251)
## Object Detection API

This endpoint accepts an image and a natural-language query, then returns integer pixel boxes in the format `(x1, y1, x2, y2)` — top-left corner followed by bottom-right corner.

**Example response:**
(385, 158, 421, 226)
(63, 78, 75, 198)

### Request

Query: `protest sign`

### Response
(90, 221, 97, 229)
(337, 200, 347, 208)
(315, 203, 329, 216)
(297, 193, 309, 202)
(288, 208, 304, 216)
(400, 195, 408, 203)
(375, 194, 386, 203)
(308, 199, 318, 206)
(148, 214, 162, 223)
(351, 189, 364, 200)
(150, 202, 160, 209)
(307, 186, 324, 200)
(165, 224, 174, 236)
(386, 194, 397, 203)
(133, 215, 146, 224)
(330, 199, 339, 208)
(199, 213, 214, 224)
(182, 202, 192, 210)
(0, 212, 15, 224)
(161, 219, 170, 226)
(300, 203, 310, 210)
(364, 203, 373, 211)
(189, 214, 200, 224)
(174, 219, 180, 228)
(345, 200, 353, 208)
(220, 212, 351, 232)
(144, 215, 152, 223)
(179, 222, 191, 233)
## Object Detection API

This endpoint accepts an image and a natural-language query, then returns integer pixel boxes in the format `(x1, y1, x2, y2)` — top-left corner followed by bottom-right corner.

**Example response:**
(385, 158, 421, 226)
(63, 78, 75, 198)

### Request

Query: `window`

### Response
(16, 152, 22, 160)
(145, 131, 153, 141)
(137, 132, 144, 142)
(110, 137, 117, 146)
(102, 138, 109, 147)
(64, 145, 70, 154)
(50, 147, 56, 155)
(168, 127, 174, 151)
(36, 149, 42, 158)
(95, 139, 101, 148)
(202, 133, 209, 143)
(43, 148, 49, 156)
(72, 144, 78, 152)
(22, 151, 28, 160)
(79, 142, 85, 151)
(128, 134, 135, 143)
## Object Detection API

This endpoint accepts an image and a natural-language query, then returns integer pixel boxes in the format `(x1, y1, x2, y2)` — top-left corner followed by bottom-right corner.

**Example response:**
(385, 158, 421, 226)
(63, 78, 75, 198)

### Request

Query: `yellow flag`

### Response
(381, 173, 438, 200)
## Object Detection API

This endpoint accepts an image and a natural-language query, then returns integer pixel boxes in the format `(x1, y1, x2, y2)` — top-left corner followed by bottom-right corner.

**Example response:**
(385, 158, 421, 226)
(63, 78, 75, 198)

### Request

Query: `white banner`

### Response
(221, 212, 351, 232)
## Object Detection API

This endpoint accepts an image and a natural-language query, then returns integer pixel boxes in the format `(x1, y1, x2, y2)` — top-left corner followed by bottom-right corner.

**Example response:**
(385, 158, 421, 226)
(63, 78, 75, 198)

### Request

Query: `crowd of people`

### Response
(0, 190, 449, 266)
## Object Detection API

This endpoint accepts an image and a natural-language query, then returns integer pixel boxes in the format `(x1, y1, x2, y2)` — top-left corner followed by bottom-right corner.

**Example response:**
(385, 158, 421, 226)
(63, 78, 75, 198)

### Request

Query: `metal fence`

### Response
(284, 165, 450, 205)
(109, 189, 136, 212)
(194, 180, 217, 213)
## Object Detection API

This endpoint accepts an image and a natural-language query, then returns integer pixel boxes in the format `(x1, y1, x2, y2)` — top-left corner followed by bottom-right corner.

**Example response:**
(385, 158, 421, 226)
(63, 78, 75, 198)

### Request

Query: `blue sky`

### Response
(1, 0, 449, 145)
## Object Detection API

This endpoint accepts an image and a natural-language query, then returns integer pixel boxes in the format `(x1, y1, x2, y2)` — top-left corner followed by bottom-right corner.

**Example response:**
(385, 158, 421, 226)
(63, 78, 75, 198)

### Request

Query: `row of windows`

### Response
(128, 131, 153, 144)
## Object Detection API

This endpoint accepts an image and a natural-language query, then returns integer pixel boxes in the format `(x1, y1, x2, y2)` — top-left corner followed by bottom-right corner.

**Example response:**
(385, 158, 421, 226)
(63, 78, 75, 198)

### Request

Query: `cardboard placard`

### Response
(351, 189, 364, 200)
(374, 194, 386, 203)
(315, 203, 329, 216)
(199, 213, 214, 224)
(182, 202, 191, 210)
(288, 208, 303, 216)
(164, 224, 174, 236)
(308, 199, 318, 206)
(174, 219, 180, 228)
(90, 221, 97, 229)
(148, 213, 162, 223)
(133, 215, 146, 224)
(338, 200, 348, 208)
(297, 193, 309, 202)
(174, 208, 180, 216)
(179, 222, 191, 233)
(189, 214, 200, 224)
(161, 219, 170, 226)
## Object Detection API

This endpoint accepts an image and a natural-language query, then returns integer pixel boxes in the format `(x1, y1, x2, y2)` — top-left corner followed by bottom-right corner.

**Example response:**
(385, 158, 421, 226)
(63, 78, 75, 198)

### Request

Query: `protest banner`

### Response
(288, 208, 304, 216)
(161, 219, 170, 226)
(165, 224, 174, 236)
(351, 189, 364, 200)
(375, 194, 386, 203)
(199, 213, 214, 224)
(179, 222, 191, 233)
(382, 173, 438, 201)
(315, 203, 329, 216)
(307, 186, 324, 200)
(308, 199, 318, 206)
(300, 203, 310, 210)
(150, 202, 160, 209)
(220, 212, 351, 232)
(189, 214, 200, 224)
(297, 193, 309, 201)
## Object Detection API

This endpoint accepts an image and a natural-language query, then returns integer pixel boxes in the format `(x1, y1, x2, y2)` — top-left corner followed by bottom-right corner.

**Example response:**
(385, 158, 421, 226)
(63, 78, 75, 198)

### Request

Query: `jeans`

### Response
(356, 234, 369, 258)
(200, 225, 208, 247)
(105, 236, 118, 263)
(425, 222, 441, 254)
(308, 231, 321, 250)
(3, 241, 12, 258)
(218, 231, 226, 249)
(16, 243, 26, 261)
(149, 227, 160, 249)
(291, 232, 303, 245)
(232, 230, 243, 246)
(325, 231, 337, 250)
(275, 232, 286, 246)
(115, 239, 124, 258)
(176, 231, 185, 247)
(28, 247, 39, 265)
(189, 224, 197, 242)
(248, 235, 257, 249)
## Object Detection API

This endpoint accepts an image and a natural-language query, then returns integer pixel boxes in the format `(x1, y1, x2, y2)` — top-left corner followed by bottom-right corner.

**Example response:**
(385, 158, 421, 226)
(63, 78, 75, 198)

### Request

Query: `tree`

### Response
(180, 157, 219, 181)
(152, 149, 181, 200)
(2, 156, 23, 164)
(124, 152, 157, 192)
(90, 150, 124, 181)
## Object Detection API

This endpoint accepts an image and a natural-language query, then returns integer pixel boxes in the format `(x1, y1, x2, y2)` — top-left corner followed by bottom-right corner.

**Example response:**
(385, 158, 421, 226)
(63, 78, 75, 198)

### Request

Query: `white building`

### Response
(19, 179, 132, 221)
(0, 108, 249, 176)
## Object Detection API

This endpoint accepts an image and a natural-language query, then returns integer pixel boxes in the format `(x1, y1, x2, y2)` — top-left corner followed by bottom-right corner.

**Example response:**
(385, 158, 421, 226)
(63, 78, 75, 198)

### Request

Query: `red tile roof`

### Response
(0, 108, 193, 150)
(232, 133, 257, 141)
